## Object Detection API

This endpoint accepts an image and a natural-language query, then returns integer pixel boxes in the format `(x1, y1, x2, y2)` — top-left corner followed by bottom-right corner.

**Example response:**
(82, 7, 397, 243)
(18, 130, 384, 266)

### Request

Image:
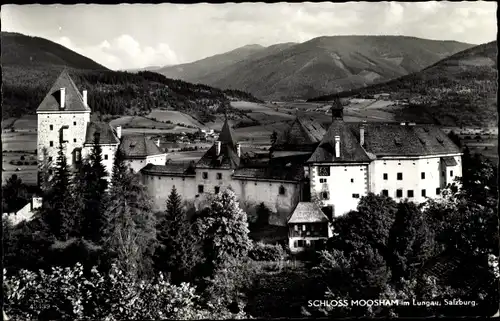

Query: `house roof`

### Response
(141, 163, 196, 176)
(36, 69, 91, 113)
(275, 117, 326, 147)
(287, 202, 330, 224)
(197, 118, 240, 169)
(119, 135, 164, 159)
(441, 156, 458, 166)
(308, 121, 462, 163)
(233, 165, 304, 182)
(307, 120, 371, 163)
(196, 143, 241, 169)
(84, 121, 120, 145)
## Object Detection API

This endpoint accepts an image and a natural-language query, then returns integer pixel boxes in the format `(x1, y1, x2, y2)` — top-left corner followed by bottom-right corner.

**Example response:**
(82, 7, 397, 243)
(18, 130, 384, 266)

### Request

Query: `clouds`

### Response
(2, 2, 497, 70)
(54, 34, 180, 70)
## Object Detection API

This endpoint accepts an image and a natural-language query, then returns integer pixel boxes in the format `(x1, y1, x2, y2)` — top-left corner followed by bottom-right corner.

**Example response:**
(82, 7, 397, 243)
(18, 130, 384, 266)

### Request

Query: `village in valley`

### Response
(2, 2, 499, 320)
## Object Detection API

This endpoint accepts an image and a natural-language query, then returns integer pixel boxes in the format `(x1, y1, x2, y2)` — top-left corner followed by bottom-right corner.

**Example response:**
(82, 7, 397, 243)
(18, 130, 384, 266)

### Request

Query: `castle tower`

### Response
(36, 70, 91, 169)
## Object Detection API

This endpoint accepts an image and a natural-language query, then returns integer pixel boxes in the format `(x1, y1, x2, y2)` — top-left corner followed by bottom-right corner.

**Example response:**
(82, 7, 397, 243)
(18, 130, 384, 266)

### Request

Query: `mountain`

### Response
(157, 43, 268, 83)
(125, 65, 164, 72)
(1, 32, 108, 70)
(156, 36, 473, 101)
(1, 32, 262, 121)
(309, 41, 498, 127)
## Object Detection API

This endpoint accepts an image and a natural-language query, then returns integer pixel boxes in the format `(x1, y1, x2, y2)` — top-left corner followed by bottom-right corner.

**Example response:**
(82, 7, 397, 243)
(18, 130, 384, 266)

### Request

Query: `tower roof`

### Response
(218, 118, 237, 147)
(36, 69, 90, 112)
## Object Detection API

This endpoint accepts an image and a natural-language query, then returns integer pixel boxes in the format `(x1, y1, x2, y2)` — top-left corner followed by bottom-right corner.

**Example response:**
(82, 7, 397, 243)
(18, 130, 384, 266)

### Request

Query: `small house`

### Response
(287, 202, 332, 253)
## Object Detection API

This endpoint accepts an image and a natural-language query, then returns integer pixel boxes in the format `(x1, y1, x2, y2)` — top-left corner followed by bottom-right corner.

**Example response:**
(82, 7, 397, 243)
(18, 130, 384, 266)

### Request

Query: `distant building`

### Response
(2, 196, 42, 226)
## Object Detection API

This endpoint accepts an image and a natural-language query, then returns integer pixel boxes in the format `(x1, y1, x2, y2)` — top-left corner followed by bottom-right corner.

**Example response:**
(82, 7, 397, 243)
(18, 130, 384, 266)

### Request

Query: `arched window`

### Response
(279, 185, 286, 195)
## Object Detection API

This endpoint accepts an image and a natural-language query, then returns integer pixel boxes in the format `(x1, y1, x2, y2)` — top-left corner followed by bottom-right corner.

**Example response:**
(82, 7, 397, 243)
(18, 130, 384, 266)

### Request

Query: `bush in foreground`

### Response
(3, 263, 248, 321)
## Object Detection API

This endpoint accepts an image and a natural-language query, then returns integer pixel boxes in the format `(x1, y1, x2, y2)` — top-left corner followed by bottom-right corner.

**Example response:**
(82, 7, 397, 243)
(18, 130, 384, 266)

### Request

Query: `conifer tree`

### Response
(155, 186, 203, 283)
(40, 142, 74, 241)
(80, 132, 108, 242)
(102, 148, 157, 279)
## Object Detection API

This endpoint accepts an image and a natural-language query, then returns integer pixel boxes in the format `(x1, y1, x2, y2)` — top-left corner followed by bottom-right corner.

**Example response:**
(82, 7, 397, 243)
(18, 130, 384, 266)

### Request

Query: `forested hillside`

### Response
(1, 32, 261, 122)
(309, 41, 498, 127)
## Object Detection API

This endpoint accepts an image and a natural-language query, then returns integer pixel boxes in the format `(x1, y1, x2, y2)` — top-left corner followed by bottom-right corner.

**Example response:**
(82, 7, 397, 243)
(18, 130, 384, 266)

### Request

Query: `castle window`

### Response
(318, 166, 330, 176)
(422, 189, 426, 197)
(73, 139, 77, 143)
(202, 172, 208, 179)
(214, 186, 220, 194)
(50, 125, 53, 130)
(49, 141, 54, 147)
(294, 225, 298, 231)
(382, 189, 388, 197)
(351, 178, 354, 183)
(216, 172, 222, 180)
(198, 185, 204, 193)
(319, 178, 327, 183)
(104, 155, 108, 160)
(73, 121, 77, 126)
(297, 240, 305, 247)
(436, 188, 441, 195)
(397, 173, 403, 180)
(322, 192, 329, 200)
(352, 193, 360, 198)
(407, 190, 414, 198)
(450, 170, 454, 177)
(279, 185, 286, 195)
(396, 189, 403, 198)
(421, 172, 425, 179)
(383, 173, 388, 180)
(75, 150, 81, 163)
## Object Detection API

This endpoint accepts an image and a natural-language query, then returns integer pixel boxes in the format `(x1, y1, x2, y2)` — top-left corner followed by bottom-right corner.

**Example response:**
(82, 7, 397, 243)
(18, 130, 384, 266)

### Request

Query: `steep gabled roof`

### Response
(84, 121, 120, 145)
(36, 69, 91, 112)
(307, 120, 371, 163)
(218, 118, 237, 147)
(119, 135, 164, 159)
(196, 143, 240, 169)
(276, 117, 326, 147)
(288, 202, 329, 224)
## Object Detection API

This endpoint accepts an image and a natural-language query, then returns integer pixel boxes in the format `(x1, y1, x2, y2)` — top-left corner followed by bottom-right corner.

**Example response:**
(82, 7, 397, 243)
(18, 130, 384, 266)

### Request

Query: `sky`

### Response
(1, 2, 497, 70)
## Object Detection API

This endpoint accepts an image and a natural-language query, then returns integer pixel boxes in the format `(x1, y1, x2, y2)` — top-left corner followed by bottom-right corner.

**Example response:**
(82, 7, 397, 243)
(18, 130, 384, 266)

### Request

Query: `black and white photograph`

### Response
(1, 1, 498, 319)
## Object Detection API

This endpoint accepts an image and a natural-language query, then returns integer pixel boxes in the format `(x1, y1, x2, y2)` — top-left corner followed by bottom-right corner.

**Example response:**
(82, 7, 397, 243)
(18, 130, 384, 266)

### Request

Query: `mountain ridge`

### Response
(156, 35, 474, 101)
(309, 41, 498, 127)
(1, 32, 262, 122)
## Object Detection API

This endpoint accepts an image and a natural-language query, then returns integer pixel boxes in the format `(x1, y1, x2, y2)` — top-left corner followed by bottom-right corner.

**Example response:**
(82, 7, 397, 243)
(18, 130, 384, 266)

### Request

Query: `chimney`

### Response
(360, 125, 365, 147)
(60, 88, 66, 109)
(31, 196, 43, 211)
(82, 90, 88, 107)
(156, 138, 160, 148)
(334, 136, 340, 158)
(215, 141, 221, 156)
(116, 126, 122, 139)
(236, 142, 241, 157)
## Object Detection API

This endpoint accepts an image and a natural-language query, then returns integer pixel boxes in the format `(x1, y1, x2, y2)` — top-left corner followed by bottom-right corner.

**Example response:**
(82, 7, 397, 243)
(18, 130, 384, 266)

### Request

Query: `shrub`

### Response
(20, 155, 25, 161)
(15, 161, 23, 166)
(248, 242, 285, 262)
(3, 263, 248, 320)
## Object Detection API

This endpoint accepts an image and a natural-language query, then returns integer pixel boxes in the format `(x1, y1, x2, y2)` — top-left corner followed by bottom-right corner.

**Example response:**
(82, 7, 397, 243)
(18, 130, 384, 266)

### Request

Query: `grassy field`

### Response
(2, 152, 38, 185)
(2, 131, 37, 152)
(146, 109, 207, 129)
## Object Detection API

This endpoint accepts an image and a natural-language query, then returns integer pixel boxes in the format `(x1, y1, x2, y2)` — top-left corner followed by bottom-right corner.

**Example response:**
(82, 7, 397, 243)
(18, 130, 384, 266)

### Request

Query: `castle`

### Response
(36, 70, 463, 253)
